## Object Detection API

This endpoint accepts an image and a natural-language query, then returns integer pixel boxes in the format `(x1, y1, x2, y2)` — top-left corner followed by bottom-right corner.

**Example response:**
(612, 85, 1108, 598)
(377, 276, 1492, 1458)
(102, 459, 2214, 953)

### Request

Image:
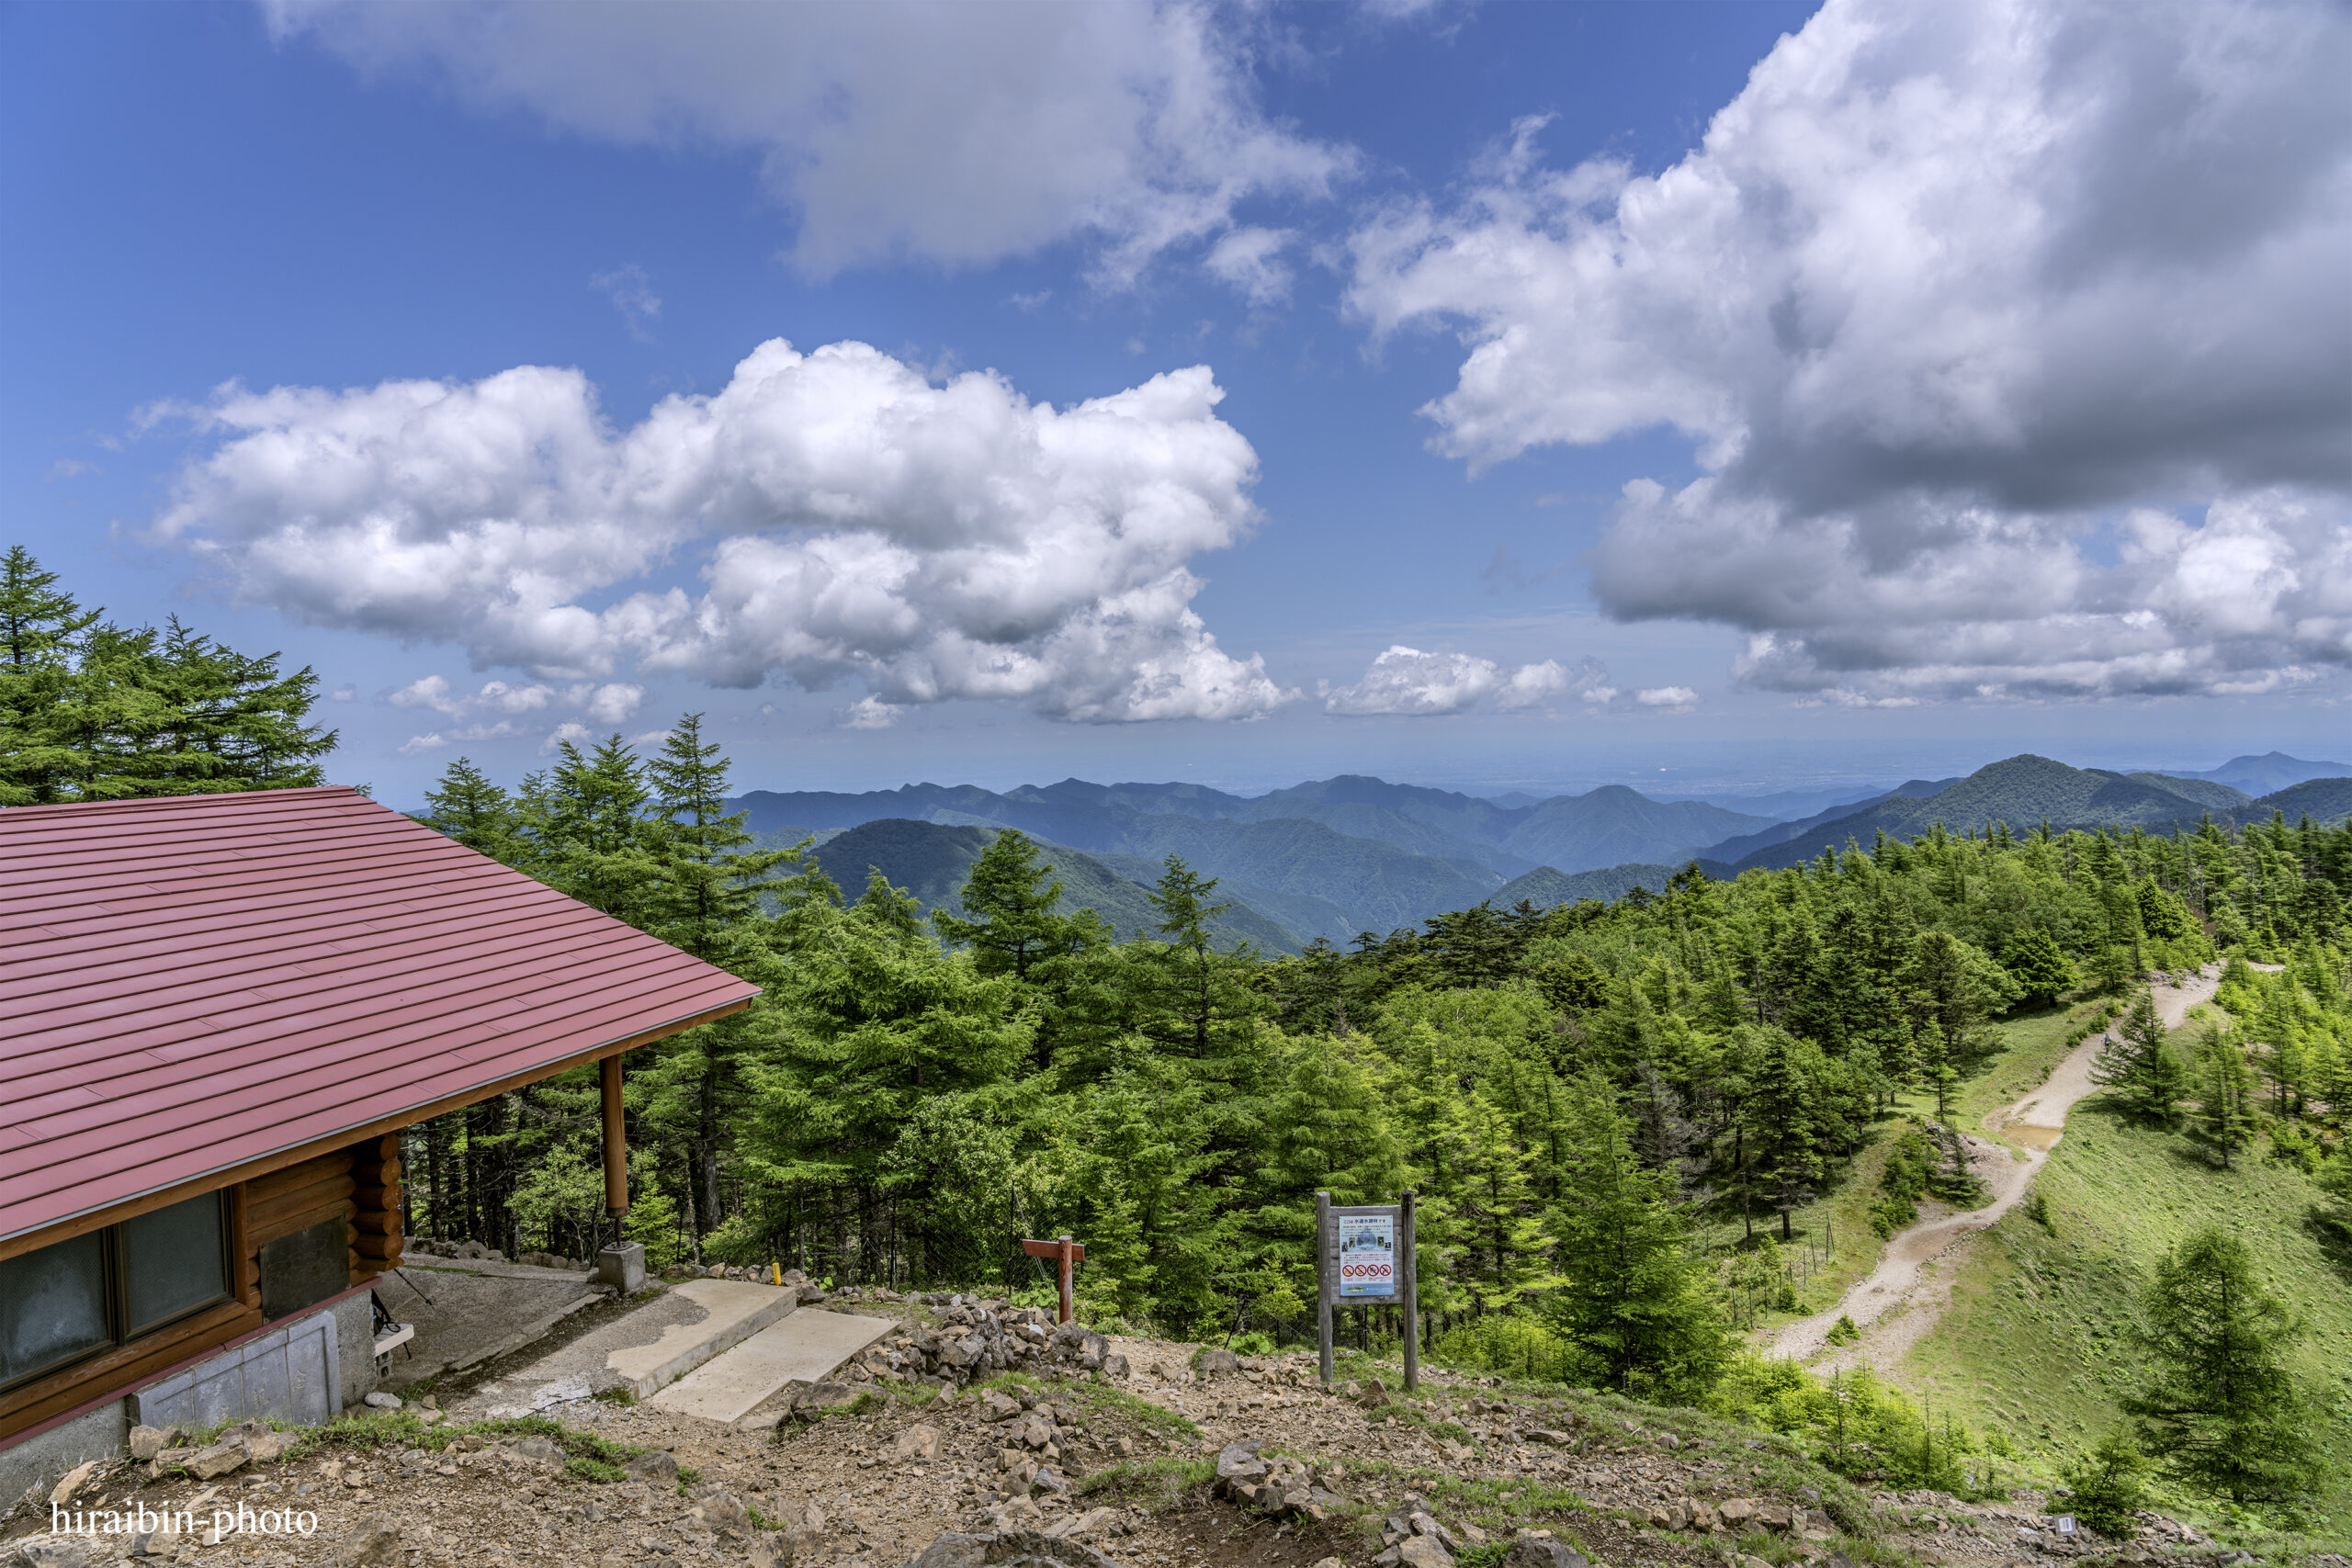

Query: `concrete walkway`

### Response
(650, 1306, 897, 1426)
(454, 1278, 803, 1418)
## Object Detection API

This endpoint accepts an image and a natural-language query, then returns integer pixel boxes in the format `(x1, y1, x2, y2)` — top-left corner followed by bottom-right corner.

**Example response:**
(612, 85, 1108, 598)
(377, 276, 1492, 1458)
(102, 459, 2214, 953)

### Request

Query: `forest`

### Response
(8, 547, 2350, 1518)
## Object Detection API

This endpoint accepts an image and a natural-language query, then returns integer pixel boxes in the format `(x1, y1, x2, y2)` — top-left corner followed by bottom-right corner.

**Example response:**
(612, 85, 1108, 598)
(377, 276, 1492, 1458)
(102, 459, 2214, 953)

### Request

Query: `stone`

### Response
(1718, 1498, 1758, 1526)
(895, 1423, 943, 1461)
(981, 1392, 1023, 1422)
(909, 1536, 992, 1568)
(512, 1436, 563, 1462)
(746, 1540, 796, 1568)
(185, 1438, 250, 1480)
(1101, 1353, 1129, 1378)
(1396, 1538, 1455, 1568)
(1215, 1441, 1267, 1486)
(687, 1490, 752, 1538)
(127, 1426, 172, 1461)
(244, 1429, 293, 1463)
(625, 1450, 681, 1483)
(1193, 1348, 1242, 1376)
(1503, 1539, 1589, 1568)
(361, 1391, 402, 1410)
(1358, 1375, 1390, 1405)
(47, 1460, 98, 1504)
(333, 1515, 403, 1568)
(14, 1540, 107, 1568)
(1757, 1502, 1793, 1530)
(1525, 1429, 1573, 1446)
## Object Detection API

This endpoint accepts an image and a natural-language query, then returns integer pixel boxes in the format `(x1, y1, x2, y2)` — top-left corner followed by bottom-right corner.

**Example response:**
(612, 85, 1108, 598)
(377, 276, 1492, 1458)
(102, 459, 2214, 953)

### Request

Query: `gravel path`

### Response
(1768, 966, 2228, 1372)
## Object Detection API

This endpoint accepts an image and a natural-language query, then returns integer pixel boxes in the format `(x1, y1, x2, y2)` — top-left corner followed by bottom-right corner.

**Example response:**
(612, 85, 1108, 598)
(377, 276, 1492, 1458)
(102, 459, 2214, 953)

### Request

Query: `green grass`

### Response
(1073, 1454, 1216, 1506)
(267, 1410, 649, 1483)
(1908, 1097, 2352, 1539)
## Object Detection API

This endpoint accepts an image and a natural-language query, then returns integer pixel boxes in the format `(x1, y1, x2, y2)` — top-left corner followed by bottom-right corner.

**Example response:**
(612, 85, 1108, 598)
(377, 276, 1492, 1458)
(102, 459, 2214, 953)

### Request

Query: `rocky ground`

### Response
(8, 1292, 2342, 1568)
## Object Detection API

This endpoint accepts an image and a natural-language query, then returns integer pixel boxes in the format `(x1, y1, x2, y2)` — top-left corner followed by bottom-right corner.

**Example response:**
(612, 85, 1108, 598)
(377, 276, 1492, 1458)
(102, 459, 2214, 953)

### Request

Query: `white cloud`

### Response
(328, 684, 356, 701)
(590, 265, 661, 341)
(837, 695, 902, 730)
(541, 721, 594, 754)
(44, 459, 96, 481)
(1203, 227, 1295, 305)
(1324, 645, 1613, 716)
(156, 338, 1294, 724)
(266, 1, 1351, 293)
(1348, 0, 2352, 702)
(1634, 686, 1698, 711)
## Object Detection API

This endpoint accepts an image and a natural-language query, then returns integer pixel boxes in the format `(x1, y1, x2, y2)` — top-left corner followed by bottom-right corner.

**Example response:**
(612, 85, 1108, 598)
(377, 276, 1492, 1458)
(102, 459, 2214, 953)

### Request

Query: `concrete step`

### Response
(606, 1279, 800, 1400)
(648, 1307, 897, 1426)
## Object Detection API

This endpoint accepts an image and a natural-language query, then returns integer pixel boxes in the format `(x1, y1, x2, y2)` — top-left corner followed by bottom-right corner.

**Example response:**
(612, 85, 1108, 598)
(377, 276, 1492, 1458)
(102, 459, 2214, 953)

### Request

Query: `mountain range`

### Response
(729, 751, 2350, 953)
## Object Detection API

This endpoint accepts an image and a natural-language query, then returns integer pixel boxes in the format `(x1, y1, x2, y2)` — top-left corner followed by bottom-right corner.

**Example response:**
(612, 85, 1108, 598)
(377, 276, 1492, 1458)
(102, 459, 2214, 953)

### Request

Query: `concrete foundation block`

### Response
(597, 1242, 647, 1294)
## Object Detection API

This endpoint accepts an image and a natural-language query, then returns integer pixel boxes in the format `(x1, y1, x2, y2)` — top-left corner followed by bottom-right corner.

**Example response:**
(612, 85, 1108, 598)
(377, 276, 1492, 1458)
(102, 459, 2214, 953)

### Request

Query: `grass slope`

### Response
(1906, 1047, 2352, 1529)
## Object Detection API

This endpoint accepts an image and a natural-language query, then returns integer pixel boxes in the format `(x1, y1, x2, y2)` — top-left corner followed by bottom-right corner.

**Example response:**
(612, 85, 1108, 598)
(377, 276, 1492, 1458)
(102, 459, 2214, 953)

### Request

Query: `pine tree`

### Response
(420, 757, 524, 862)
(1741, 1027, 1821, 1242)
(2001, 926, 2077, 1007)
(933, 828, 1102, 982)
(639, 714, 796, 1243)
(2193, 1028, 2258, 1171)
(2126, 1226, 2320, 1506)
(2090, 990, 2184, 1124)
(1549, 1072, 1729, 1399)
(1430, 1088, 1557, 1316)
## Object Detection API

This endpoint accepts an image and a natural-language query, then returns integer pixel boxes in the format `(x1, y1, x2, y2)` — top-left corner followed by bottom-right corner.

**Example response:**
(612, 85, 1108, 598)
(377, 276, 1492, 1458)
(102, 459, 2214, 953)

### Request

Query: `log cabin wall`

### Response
(348, 1134, 402, 1282)
(242, 1150, 357, 1276)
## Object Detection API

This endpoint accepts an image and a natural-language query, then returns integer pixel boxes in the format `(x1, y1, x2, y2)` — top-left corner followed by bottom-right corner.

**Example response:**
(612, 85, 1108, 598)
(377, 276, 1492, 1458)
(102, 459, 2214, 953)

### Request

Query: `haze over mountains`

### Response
(731, 751, 2352, 954)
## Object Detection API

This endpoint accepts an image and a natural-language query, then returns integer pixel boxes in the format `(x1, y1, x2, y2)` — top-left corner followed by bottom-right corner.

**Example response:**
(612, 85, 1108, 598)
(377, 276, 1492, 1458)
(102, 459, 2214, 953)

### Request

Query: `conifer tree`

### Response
(2001, 925, 2077, 1007)
(2193, 1028, 2258, 1170)
(933, 828, 1102, 982)
(420, 757, 524, 862)
(2126, 1226, 2320, 1506)
(2090, 990, 2184, 1124)
(1549, 1072, 1728, 1398)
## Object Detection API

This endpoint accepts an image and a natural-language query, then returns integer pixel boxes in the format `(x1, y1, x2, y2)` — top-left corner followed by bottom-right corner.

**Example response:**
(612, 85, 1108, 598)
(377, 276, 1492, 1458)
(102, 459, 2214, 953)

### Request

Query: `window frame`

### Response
(0, 1190, 235, 1396)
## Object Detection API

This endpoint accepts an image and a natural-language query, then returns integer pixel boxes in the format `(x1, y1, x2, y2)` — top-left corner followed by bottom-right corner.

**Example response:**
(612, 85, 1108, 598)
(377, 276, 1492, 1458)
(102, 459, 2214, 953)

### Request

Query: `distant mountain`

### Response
(1664, 783, 1892, 821)
(1694, 776, 1962, 865)
(2177, 751, 2352, 796)
(732, 784, 1502, 937)
(1493, 860, 1736, 909)
(2253, 777, 2352, 827)
(1492, 786, 1770, 870)
(2122, 773, 2252, 811)
(1726, 755, 2263, 872)
(805, 819, 1304, 953)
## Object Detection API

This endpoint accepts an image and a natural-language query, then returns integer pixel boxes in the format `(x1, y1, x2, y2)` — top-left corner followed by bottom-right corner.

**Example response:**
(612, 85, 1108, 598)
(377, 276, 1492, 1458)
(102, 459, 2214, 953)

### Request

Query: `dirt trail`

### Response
(1768, 966, 2230, 1372)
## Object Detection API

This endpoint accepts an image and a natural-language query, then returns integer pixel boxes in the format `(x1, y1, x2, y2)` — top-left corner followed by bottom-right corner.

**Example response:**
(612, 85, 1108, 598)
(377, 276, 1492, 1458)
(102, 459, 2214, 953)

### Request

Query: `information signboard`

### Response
(1315, 1190, 1419, 1393)
(1336, 1213, 1396, 1299)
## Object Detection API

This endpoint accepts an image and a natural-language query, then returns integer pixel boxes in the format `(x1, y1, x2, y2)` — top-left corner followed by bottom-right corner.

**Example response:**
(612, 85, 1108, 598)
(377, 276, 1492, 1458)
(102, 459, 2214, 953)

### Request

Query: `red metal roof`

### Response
(0, 787, 761, 1247)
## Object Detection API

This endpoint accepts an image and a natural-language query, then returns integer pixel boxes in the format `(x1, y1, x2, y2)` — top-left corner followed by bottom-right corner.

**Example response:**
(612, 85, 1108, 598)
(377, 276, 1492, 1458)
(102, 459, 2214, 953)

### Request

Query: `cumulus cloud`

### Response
(1634, 686, 1698, 711)
(155, 338, 1294, 724)
(1348, 0, 2352, 702)
(838, 695, 902, 730)
(265, 1, 1350, 292)
(1324, 645, 1615, 716)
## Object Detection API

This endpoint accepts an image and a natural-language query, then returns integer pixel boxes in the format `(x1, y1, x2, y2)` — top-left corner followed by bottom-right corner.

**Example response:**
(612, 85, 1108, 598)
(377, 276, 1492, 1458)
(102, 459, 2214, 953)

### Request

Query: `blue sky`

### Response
(6, 0, 2346, 803)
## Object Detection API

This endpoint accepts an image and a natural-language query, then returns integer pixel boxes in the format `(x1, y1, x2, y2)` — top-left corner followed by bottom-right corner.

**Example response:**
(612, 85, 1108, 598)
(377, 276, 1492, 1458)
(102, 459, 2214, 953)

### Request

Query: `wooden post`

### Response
(601, 1055, 629, 1219)
(1316, 1190, 1334, 1389)
(1400, 1190, 1419, 1393)
(1021, 1236, 1087, 1325)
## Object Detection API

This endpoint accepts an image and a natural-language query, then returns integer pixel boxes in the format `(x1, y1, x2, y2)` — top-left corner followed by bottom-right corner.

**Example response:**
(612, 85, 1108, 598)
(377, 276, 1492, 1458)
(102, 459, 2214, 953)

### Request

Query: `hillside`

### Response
(1492, 859, 1734, 908)
(805, 819, 1305, 952)
(1910, 1044, 2352, 1526)
(2256, 775, 2352, 826)
(1728, 754, 2258, 871)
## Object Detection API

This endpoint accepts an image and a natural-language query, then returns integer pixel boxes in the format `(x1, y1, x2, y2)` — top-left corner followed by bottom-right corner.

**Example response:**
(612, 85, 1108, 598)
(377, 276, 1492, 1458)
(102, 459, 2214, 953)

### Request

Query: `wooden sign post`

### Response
(1315, 1190, 1417, 1392)
(1021, 1234, 1086, 1325)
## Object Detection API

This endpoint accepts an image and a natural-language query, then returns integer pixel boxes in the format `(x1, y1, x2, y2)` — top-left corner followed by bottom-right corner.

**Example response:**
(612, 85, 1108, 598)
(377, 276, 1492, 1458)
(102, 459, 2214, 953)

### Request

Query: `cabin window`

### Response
(0, 1232, 109, 1386)
(121, 1193, 232, 1337)
(0, 1191, 232, 1393)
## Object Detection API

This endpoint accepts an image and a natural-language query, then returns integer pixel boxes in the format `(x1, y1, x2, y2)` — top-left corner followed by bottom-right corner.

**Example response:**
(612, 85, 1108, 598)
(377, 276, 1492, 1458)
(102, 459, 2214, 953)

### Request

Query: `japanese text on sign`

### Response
(1337, 1213, 1396, 1299)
